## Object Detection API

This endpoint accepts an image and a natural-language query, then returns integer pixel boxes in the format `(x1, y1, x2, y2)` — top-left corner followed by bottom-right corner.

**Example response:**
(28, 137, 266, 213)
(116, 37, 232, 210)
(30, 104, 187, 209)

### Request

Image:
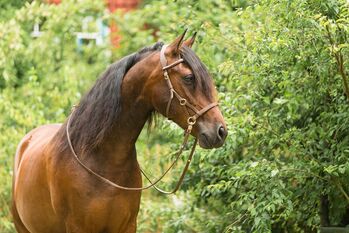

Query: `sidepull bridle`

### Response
(66, 44, 218, 194)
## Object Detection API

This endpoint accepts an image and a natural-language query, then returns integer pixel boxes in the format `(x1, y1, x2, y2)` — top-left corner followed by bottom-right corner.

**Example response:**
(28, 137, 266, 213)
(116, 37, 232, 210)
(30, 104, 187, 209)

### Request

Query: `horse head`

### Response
(146, 30, 227, 149)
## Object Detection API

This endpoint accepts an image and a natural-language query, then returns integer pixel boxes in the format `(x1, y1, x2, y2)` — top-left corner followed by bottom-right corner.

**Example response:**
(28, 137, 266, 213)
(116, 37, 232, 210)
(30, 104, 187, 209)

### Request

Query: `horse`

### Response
(11, 30, 227, 233)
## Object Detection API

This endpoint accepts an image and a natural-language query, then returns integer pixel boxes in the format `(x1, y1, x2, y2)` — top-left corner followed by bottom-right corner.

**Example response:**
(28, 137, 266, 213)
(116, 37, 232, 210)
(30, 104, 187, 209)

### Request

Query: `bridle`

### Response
(66, 44, 218, 194)
(160, 44, 218, 127)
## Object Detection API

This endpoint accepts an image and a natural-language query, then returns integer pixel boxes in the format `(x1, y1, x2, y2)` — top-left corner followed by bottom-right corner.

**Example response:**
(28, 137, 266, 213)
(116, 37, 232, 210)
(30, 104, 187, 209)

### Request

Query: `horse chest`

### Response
(48, 156, 142, 232)
(54, 188, 140, 233)
(84, 190, 141, 218)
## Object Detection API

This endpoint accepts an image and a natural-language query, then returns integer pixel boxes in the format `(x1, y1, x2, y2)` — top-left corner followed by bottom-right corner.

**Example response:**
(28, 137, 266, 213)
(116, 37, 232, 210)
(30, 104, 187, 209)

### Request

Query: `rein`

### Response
(66, 44, 218, 194)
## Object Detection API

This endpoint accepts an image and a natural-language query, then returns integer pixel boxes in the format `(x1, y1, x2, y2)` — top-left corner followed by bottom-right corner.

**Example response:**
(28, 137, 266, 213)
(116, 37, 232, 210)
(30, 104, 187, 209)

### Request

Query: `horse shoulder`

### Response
(14, 123, 61, 176)
(13, 123, 65, 233)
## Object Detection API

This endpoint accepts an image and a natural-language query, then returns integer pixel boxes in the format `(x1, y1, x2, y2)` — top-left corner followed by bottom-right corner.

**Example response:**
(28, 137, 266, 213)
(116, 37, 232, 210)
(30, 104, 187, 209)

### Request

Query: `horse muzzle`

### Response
(198, 122, 227, 149)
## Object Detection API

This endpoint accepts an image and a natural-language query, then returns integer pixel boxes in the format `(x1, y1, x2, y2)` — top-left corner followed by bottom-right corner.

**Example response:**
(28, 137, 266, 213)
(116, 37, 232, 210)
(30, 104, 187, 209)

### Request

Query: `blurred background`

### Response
(1, 0, 349, 232)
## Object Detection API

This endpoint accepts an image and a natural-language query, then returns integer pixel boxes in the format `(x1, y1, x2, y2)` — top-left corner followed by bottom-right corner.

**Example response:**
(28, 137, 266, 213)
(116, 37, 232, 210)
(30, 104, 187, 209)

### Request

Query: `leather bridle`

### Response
(159, 44, 218, 131)
(66, 44, 218, 194)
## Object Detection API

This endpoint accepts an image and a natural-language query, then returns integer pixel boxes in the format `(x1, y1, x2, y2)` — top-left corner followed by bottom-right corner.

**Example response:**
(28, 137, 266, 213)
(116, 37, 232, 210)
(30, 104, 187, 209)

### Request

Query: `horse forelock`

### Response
(179, 46, 214, 101)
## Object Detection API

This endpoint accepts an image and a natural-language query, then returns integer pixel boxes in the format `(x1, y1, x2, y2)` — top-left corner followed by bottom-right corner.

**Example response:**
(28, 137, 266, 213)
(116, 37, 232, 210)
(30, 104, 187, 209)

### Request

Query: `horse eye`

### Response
(182, 74, 194, 85)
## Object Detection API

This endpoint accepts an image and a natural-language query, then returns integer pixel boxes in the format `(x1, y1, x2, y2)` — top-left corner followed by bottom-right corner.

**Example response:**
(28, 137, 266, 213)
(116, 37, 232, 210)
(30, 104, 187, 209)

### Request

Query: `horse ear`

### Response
(183, 32, 197, 48)
(168, 29, 188, 54)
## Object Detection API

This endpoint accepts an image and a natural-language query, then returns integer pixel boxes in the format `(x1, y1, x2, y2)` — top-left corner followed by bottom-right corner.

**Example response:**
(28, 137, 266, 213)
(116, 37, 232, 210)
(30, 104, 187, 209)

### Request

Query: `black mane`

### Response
(67, 42, 163, 153)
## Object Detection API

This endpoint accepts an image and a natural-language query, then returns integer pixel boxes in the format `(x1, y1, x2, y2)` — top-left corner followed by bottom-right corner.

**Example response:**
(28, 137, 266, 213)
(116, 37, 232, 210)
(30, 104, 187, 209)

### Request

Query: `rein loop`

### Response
(66, 44, 218, 194)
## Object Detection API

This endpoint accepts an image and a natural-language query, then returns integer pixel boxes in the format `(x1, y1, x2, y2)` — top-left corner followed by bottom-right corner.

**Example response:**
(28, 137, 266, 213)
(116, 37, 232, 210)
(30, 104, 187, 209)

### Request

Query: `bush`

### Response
(0, 1, 109, 232)
(2, 0, 349, 232)
(116, 0, 349, 232)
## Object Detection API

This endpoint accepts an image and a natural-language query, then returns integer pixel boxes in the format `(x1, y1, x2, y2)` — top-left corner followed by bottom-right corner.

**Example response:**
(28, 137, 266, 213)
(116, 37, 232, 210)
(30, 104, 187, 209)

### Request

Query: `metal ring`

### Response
(164, 72, 169, 80)
(187, 116, 196, 125)
(180, 99, 187, 106)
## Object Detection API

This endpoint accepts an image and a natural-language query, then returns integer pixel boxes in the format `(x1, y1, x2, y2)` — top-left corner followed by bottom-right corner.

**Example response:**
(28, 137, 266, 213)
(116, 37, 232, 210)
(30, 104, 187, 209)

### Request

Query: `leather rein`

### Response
(66, 44, 218, 194)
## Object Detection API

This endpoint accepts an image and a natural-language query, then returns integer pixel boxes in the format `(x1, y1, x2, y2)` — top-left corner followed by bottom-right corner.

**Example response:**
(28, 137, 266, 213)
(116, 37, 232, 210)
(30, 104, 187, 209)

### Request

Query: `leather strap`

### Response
(190, 102, 218, 122)
(141, 138, 198, 194)
(162, 59, 184, 70)
(66, 109, 195, 192)
(160, 44, 168, 67)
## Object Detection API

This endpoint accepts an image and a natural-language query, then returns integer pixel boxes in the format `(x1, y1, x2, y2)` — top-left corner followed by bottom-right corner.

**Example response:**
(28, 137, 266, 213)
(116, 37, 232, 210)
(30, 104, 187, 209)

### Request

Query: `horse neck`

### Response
(84, 60, 154, 171)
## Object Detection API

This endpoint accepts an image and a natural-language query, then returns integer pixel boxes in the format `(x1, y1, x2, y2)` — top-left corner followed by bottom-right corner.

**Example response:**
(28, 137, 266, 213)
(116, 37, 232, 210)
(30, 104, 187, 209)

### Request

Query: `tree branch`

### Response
(335, 180, 349, 204)
(325, 25, 349, 102)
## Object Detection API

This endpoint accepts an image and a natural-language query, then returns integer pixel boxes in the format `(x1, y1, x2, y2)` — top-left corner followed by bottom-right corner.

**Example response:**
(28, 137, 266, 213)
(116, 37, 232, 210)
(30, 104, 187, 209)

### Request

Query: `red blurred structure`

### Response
(106, 0, 140, 47)
(47, 0, 61, 4)
(46, 0, 141, 47)
(107, 0, 139, 12)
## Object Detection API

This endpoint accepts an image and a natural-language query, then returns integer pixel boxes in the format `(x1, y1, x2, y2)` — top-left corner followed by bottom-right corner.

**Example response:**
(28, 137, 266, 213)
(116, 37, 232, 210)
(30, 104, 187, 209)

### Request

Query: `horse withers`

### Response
(12, 31, 227, 233)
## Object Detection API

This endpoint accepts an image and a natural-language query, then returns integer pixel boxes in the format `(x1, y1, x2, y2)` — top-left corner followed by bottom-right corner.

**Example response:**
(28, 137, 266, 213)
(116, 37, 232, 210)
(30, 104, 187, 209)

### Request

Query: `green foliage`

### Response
(2, 0, 349, 232)
(0, 1, 109, 232)
(115, 0, 349, 232)
(0, 0, 28, 22)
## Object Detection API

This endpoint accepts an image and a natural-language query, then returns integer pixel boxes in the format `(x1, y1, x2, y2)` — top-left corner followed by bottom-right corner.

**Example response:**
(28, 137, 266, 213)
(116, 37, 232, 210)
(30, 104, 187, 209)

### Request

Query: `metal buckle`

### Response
(180, 99, 187, 106)
(187, 116, 196, 125)
(164, 71, 169, 80)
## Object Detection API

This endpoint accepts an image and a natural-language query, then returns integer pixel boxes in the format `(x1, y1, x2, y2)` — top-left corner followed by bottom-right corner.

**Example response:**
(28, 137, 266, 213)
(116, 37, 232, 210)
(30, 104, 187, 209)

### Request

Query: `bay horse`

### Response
(12, 30, 227, 233)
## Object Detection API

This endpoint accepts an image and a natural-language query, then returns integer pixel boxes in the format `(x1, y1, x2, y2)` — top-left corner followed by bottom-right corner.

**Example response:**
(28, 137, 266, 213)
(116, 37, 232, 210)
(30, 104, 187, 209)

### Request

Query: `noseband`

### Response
(66, 44, 218, 194)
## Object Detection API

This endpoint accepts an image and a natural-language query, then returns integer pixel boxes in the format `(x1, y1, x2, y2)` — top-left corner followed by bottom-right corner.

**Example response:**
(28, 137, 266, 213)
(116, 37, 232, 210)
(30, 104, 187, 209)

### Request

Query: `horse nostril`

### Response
(217, 125, 226, 140)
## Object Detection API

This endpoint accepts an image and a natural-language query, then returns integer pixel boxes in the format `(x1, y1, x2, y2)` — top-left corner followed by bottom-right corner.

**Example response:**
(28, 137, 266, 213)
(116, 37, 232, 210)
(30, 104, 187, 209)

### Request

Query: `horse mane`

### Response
(60, 42, 164, 154)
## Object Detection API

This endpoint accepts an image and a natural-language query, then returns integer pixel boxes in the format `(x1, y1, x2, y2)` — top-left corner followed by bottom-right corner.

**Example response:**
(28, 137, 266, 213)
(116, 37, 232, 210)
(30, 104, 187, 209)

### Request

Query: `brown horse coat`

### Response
(12, 32, 227, 233)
